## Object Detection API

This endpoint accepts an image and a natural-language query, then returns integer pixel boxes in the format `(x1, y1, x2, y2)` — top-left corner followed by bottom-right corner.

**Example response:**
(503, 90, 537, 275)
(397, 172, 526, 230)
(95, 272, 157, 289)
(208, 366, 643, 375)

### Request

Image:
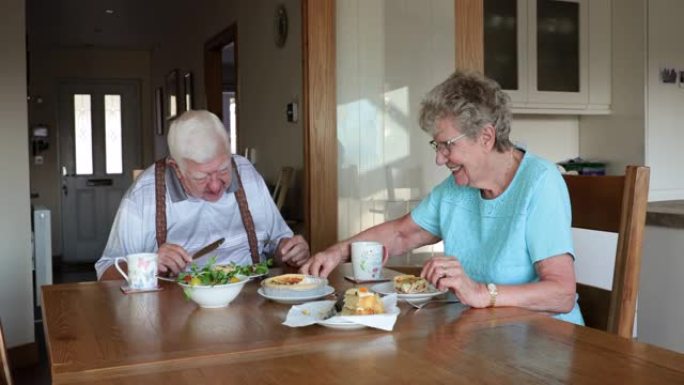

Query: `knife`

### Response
(334, 290, 346, 313)
(191, 238, 225, 260)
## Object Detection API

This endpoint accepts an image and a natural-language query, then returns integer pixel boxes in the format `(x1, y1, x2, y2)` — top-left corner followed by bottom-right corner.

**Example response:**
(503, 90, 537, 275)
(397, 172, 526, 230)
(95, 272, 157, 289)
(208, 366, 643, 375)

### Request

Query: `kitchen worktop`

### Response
(646, 200, 684, 229)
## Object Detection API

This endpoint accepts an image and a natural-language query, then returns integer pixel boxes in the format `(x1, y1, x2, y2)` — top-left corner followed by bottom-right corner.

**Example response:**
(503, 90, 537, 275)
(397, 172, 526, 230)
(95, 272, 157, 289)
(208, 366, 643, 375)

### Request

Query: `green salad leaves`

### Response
(177, 257, 273, 287)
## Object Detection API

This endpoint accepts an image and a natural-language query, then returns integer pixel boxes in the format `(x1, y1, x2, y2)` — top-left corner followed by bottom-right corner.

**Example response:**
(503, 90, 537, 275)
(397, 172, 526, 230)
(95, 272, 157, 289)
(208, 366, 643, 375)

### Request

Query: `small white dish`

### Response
(317, 317, 366, 330)
(257, 285, 335, 305)
(371, 282, 445, 305)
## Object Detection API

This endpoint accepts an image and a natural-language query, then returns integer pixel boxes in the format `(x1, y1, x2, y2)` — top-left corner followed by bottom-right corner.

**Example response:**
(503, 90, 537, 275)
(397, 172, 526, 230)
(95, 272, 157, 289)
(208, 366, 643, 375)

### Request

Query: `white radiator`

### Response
(33, 206, 53, 306)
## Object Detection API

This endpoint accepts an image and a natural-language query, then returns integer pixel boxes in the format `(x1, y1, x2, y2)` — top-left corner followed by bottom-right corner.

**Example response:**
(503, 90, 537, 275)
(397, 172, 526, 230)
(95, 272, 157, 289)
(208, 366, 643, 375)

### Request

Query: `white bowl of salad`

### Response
(177, 258, 256, 308)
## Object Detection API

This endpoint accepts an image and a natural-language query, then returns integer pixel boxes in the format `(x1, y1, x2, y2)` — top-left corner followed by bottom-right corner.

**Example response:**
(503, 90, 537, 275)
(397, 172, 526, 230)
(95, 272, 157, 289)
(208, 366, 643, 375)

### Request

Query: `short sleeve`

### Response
(525, 169, 575, 263)
(410, 181, 448, 238)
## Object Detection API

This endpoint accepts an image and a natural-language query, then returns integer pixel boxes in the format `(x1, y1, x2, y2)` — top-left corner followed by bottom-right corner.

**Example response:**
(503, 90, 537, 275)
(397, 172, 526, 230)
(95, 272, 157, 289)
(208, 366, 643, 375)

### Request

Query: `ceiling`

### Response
(27, 0, 178, 50)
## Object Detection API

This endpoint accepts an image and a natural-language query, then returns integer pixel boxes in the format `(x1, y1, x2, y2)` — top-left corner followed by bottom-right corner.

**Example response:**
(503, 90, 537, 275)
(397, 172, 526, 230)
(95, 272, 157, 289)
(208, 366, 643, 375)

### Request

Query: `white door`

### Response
(59, 80, 141, 263)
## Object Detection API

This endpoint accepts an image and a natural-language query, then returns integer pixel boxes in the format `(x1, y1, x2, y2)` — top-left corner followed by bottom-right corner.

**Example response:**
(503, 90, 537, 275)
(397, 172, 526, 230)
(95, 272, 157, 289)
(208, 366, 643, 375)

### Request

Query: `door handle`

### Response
(62, 184, 68, 196)
(86, 178, 113, 186)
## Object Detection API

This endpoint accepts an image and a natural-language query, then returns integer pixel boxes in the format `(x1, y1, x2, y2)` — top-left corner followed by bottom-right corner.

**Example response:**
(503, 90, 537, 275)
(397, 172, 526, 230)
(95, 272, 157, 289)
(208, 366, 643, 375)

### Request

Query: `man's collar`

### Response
(167, 161, 239, 203)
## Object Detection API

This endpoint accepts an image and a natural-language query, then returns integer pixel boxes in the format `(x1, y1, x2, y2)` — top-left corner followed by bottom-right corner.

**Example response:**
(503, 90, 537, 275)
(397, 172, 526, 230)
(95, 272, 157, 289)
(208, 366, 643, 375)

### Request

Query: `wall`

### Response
(0, 0, 35, 348)
(638, 225, 684, 353)
(336, 0, 579, 245)
(512, 115, 579, 162)
(580, 0, 684, 202)
(337, 0, 454, 249)
(645, 0, 684, 201)
(578, 0, 646, 177)
(150, 0, 304, 218)
(28, 48, 152, 255)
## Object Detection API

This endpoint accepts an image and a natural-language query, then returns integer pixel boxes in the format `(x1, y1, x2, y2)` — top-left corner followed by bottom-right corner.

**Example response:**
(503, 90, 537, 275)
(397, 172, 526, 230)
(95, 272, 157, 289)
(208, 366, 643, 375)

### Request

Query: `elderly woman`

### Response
(301, 71, 584, 324)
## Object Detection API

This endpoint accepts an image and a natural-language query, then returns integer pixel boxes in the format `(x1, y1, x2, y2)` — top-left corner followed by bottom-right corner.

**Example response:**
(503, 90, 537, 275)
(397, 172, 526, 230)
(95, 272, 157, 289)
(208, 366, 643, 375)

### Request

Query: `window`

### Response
(104, 94, 123, 174)
(74, 94, 93, 175)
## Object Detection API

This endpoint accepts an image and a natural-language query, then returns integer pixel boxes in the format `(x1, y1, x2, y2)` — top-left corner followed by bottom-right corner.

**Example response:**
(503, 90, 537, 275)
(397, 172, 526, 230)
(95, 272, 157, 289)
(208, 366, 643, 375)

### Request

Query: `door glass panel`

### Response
(104, 94, 123, 174)
(484, 0, 518, 90)
(537, 0, 579, 92)
(74, 94, 93, 175)
(229, 95, 237, 155)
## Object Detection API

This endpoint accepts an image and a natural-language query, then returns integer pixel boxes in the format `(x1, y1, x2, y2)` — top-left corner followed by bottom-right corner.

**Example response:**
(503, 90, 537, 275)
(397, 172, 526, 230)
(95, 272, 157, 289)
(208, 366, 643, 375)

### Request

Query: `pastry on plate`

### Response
(393, 274, 429, 294)
(341, 287, 384, 315)
(261, 274, 328, 297)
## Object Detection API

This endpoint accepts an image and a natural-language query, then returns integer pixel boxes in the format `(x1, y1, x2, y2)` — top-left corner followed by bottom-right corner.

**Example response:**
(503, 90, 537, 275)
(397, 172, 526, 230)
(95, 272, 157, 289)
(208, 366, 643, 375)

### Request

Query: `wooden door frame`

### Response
(204, 23, 240, 152)
(302, 0, 337, 252)
(455, 0, 484, 71)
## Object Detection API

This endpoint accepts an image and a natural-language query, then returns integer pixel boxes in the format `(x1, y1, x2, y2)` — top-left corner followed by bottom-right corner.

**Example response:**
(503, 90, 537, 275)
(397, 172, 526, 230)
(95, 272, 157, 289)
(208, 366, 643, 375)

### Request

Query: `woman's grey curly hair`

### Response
(419, 71, 513, 153)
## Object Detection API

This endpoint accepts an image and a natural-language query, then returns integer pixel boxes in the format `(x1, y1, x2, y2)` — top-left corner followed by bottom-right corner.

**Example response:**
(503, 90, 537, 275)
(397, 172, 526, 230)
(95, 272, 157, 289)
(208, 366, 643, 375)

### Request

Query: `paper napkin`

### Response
(283, 294, 399, 331)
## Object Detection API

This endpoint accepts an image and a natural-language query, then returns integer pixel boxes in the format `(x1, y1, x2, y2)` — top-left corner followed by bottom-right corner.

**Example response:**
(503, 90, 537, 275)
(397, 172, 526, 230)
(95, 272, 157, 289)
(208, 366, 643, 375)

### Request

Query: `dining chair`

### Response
(132, 168, 144, 181)
(0, 319, 13, 385)
(564, 165, 650, 338)
(272, 166, 294, 212)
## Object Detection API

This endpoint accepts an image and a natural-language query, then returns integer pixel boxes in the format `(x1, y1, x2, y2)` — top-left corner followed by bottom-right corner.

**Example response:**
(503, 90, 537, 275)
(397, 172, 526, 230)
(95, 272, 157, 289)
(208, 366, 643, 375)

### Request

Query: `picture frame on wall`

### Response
(183, 71, 193, 111)
(165, 69, 181, 120)
(154, 87, 164, 135)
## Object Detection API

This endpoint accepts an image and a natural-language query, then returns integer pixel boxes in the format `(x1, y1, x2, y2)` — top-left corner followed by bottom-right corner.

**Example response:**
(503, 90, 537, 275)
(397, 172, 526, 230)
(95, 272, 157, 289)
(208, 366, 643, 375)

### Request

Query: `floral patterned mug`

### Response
(351, 242, 387, 280)
(115, 253, 158, 290)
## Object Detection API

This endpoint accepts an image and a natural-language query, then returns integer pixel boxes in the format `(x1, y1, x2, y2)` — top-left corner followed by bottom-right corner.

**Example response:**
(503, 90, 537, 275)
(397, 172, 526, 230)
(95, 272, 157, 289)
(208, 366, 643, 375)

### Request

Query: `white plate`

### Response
(258, 285, 335, 305)
(371, 282, 446, 304)
(343, 275, 391, 284)
(248, 273, 267, 279)
(317, 317, 366, 330)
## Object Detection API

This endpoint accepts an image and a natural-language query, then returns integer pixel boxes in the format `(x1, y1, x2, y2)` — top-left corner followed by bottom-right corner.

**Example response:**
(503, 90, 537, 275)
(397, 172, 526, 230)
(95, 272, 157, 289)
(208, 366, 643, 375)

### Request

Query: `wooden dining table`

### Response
(42, 264, 684, 384)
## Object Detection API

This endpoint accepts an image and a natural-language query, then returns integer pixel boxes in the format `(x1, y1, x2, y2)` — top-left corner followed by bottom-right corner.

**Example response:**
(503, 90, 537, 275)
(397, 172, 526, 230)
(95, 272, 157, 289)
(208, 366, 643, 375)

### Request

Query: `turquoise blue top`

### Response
(411, 150, 584, 325)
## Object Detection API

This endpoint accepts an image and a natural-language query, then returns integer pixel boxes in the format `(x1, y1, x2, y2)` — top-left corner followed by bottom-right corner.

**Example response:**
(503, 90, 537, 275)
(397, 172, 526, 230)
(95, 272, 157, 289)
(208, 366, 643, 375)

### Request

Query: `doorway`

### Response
(205, 24, 239, 154)
(59, 80, 141, 263)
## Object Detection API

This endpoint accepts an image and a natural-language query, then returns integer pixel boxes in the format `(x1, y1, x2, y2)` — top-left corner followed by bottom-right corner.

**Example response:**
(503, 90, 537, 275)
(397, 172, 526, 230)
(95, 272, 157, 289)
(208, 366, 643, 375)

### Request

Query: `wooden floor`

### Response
(13, 259, 97, 385)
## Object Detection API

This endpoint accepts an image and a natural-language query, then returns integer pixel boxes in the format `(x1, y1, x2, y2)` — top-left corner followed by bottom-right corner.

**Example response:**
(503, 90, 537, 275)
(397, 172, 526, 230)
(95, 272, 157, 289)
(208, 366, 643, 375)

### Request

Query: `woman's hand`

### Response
(157, 243, 192, 275)
(299, 247, 346, 278)
(421, 256, 489, 308)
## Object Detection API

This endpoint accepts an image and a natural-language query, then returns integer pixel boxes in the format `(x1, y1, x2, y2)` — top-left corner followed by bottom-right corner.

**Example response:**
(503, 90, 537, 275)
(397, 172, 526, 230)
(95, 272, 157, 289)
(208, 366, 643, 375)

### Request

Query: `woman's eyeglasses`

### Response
(429, 133, 467, 156)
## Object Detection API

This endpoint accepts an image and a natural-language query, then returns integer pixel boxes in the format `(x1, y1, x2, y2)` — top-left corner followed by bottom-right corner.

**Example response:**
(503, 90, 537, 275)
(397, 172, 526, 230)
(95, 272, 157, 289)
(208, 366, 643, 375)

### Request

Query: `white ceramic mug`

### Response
(115, 253, 158, 290)
(351, 241, 387, 280)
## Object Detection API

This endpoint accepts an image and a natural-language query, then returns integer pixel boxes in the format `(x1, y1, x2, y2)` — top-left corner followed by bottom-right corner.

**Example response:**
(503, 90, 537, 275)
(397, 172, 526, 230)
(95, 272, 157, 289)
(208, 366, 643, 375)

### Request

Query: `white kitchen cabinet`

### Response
(483, 0, 611, 114)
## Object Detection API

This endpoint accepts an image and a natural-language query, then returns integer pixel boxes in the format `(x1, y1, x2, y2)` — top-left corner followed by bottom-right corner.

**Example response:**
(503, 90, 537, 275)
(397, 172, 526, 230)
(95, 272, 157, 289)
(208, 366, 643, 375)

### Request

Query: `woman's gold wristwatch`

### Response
(487, 283, 498, 307)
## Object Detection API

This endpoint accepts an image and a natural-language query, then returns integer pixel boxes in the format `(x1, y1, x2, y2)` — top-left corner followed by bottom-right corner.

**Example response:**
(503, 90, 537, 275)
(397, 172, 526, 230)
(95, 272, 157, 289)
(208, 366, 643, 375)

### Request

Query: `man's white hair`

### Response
(167, 110, 230, 169)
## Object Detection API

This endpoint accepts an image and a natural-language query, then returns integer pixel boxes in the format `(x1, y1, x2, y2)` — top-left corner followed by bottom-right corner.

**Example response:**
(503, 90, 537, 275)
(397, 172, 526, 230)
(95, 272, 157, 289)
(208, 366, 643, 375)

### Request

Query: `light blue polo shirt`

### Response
(411, 151, 584, 325)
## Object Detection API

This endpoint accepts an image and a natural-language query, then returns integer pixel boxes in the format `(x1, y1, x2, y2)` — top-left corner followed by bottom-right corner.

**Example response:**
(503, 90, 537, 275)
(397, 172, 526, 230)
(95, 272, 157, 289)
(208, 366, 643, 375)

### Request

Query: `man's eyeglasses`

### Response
(429, 133, 467, 156)
(189, 167, 231, 185)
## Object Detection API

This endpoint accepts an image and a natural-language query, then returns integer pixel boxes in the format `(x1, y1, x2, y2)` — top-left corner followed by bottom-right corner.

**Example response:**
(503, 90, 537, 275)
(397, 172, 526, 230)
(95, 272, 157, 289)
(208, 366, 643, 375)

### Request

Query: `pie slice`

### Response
(341, 287, 384, 315)
(393, 274, 429, 294)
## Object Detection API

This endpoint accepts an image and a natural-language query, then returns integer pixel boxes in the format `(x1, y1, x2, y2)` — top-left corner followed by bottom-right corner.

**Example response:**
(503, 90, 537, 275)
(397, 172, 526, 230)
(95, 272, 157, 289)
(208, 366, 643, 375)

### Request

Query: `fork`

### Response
(406, 299, 460, 310)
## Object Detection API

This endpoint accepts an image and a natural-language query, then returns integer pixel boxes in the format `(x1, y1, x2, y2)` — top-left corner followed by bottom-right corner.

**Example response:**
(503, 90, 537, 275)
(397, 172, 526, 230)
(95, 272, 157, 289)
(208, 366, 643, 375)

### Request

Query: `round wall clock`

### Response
(274, 4, 288, 48)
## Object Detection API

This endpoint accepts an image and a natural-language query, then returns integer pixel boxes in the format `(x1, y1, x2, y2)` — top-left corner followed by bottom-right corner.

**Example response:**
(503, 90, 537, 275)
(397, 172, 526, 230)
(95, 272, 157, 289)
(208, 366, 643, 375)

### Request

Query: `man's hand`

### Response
(158, 243, 192, 275)
(275, 235, 310, 267)
(299, 247, 345, 278)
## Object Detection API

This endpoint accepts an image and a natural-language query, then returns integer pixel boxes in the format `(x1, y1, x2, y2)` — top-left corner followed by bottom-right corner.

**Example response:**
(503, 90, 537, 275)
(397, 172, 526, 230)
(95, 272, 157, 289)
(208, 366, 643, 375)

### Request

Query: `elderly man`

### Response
(96, 110, 309, 280)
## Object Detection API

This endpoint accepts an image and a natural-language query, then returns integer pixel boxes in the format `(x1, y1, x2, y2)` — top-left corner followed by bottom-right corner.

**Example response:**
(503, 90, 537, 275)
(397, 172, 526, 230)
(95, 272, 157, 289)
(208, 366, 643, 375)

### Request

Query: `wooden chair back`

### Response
(132, 169, 144, 181)
(0, 320, 12, 385)
(563, 165, 650, 338)
(272, 167, 294, 212)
